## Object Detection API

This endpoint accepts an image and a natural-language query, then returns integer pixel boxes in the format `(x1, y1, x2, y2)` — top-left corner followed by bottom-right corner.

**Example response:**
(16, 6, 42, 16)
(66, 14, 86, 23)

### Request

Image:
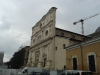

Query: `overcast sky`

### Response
(0, 0, 100, 62)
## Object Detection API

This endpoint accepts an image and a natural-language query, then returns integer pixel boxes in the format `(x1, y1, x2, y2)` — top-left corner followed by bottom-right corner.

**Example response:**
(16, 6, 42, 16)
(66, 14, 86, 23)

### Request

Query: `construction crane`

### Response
(73, 13, 99, 35)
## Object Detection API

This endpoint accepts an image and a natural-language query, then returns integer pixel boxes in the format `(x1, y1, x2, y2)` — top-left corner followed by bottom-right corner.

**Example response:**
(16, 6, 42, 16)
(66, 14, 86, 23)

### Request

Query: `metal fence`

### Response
(0, 69, 21, 75)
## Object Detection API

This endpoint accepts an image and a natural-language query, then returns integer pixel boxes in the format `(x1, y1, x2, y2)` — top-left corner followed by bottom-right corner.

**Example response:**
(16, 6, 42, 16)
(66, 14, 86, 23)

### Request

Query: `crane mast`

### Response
(73, 13, 99, 35)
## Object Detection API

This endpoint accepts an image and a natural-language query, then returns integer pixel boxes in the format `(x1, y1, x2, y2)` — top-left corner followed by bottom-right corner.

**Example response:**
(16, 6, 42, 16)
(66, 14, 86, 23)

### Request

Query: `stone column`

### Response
(27, 51, 31, 66)
(27, 51, 33, 66)
(47, 45, 49, 60)
(50, 39, 55, 70)
(32, 51, 35, 66)
(44, 43, 52, 69)
(38, 48, 43, 67)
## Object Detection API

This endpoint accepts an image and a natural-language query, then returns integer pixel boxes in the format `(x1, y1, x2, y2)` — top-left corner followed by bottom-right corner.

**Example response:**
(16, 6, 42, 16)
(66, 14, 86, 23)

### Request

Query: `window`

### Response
(45, 30, 48, 36)
(63, 44, 66, 49)
(83, 37, 87, 41)
(33, 39, 35, 44)
(55, 47, 57, 50)
(72, 35, 75, 39)
(40, 23, 42, 29)
(67, 72, 79, 75)
(50, 16, 52, 20)
(87, 52, 96, 72)
(23, 69, 27, 73)
(61, 32, 64, 37)
(73, 58, 77, 70)
(72, 56, 78, 70)
(37, 35, 41, 43)
(88, 55, 96, 72)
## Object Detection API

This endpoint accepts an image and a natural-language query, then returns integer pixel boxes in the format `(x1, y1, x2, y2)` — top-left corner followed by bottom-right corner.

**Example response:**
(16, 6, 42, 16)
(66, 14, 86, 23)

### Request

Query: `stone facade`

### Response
(27, 7, 86, 70)
(27, 7, 57, 69)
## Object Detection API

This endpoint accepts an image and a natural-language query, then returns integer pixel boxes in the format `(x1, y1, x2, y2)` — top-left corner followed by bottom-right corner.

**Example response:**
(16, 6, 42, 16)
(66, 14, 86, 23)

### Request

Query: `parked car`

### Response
(29, 71, 42, 75)
(60, 70, 92, 75)
(20, 67, 42, 75)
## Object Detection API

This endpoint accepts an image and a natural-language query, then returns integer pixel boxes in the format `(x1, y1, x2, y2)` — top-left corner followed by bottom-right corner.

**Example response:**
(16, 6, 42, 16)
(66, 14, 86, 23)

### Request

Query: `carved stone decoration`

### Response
(42, 54, 47, 59)
(42, 54, 47, 68)
(32, 62, 35, 67)
(29, 7, 57, 70)
(45, 60, 52, 69)
(37, 61, 42, 67)
(35, 51, 40, 66)
(42, 53, 52, 69)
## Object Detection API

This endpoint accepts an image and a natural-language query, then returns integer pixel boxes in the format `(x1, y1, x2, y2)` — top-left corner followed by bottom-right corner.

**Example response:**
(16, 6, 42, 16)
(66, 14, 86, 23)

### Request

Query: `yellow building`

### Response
(66, 30, 100, 75)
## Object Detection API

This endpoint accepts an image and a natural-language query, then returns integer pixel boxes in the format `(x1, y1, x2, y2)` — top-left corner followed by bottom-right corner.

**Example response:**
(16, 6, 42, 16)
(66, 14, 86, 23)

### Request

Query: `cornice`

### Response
(31, 20, 53, 38)
(32, 7, 57, 29)
(66, 37, 100, 50)
(30, 37, 54, 51)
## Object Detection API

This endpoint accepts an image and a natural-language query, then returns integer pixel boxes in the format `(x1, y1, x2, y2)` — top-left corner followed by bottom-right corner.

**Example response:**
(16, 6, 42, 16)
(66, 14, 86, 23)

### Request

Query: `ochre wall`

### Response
(66, 42, 100, 74)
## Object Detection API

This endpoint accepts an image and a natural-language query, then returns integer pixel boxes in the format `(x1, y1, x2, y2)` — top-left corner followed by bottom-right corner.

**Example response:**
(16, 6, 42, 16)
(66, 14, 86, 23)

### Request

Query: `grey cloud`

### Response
(0, 35, 20, 56)
(0, 20, 12, 31)
(0, 0, 100, 62)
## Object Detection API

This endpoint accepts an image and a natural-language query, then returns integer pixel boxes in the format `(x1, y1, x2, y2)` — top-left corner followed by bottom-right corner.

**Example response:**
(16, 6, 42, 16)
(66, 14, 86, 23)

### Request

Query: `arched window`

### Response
(72, 55, 78, 70)
(45, 30, 48, 36)
(33, 39, 35, 44)
(37, 35, 41, 43)
(40, 23, 42, 29)
(87, 52, 97, 72)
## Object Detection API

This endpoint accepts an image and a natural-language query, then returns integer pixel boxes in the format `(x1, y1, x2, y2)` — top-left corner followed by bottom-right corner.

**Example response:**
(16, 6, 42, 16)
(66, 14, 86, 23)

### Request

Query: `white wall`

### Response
(55, 37, 69, 70)
(0, 69, 21, 75)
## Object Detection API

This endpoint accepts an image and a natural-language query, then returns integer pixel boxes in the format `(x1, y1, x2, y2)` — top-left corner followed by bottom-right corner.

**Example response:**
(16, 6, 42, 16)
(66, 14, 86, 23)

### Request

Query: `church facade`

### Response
(27, 7, 86, 70)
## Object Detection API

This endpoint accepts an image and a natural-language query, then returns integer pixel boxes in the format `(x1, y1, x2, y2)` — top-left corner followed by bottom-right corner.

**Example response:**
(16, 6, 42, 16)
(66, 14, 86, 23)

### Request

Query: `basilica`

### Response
(27, 7, 86, 70)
